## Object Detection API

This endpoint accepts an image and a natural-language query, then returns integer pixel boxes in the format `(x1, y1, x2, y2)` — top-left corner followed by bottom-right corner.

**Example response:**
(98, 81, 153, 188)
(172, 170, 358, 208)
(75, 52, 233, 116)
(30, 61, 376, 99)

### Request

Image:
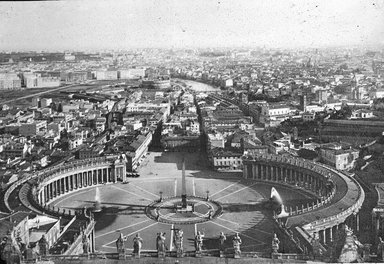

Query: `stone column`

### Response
(107, 168, 111, 182)
(74, 174, 77, 189)
(270, 166, 275, 181)
(65, 176, 69, 192)
(39, 191, 43, 204)
(57, 179, 61, 195)
(106, 168, 109, 183)
(46, 184, 49, 201)
(243, 163, 248, 179)
(320, 229, 326, 245)
(268, 166, 272, 181)
(47, 184, 51, 201)
(93, 170, 97, 185)
(49, 183, 53, 200)
(44, 186, 47, 203)
(261, 165, 265, 180)
(52, 181, 56, 197)
(69, 175, 73, 191)
(250, 164, 255, 179)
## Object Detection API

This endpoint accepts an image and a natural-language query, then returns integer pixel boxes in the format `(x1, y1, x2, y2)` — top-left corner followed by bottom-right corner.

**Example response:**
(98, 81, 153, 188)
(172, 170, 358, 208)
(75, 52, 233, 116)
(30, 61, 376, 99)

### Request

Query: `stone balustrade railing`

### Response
(64, 219, 95, 255)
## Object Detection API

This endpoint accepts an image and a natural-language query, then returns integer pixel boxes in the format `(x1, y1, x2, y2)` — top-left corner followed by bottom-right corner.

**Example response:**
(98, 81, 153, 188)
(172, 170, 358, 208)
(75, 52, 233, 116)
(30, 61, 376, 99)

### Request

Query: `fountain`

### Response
(94, 187, 102, 212)
(270, 187, 289, 218)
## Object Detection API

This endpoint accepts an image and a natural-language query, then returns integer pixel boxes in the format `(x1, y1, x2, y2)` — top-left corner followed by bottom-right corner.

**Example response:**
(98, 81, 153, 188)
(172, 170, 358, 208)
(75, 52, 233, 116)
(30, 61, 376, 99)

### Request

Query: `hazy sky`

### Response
(1, 0, 384, 51)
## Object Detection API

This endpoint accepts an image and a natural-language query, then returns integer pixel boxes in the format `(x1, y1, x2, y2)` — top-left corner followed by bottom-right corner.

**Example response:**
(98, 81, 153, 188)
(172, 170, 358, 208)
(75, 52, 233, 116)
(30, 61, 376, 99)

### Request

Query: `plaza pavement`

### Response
(50, 152, 315, 253)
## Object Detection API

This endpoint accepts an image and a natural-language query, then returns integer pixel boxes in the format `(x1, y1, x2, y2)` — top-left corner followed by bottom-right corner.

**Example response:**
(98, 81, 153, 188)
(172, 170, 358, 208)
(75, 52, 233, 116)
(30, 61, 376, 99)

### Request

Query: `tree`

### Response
(297, 148, 318, 160)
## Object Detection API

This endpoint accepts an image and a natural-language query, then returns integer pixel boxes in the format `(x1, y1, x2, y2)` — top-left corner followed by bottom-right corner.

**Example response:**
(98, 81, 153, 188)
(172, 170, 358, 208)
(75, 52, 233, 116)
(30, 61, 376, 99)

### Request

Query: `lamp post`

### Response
(159, 191, 163, 202)
(206, 190, 210, 201)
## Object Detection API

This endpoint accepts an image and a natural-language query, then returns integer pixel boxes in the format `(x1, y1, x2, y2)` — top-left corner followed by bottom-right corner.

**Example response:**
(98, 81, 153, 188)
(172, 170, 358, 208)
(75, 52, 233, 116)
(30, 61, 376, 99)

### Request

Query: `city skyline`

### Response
(1, 0, 384, 51)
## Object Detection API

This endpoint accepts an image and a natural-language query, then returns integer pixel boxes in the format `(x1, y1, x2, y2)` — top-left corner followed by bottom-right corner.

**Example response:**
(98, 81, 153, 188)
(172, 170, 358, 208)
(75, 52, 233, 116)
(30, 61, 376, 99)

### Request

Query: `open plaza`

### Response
(49, 152, 314, 253)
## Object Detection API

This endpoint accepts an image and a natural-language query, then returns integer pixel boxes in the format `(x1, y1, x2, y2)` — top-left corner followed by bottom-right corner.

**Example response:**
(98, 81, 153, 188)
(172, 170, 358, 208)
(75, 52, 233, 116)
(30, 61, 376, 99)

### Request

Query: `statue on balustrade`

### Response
(156, 232, 166, 257)
(38, 235, 49, 256)
(232, 233, 242, 258)
(378, 237, 384, 261)
(132, 233, 143, 257)
(219, 232, 226, 251)
(195, 231, 204, 252)
(174, 229, 184, 257)
(82, 232, 89, 254)
(116, 233, 126, 254)
(271, 233, 280, 253)
(310, 232, 323, 260)
(338, 226, 363, 263)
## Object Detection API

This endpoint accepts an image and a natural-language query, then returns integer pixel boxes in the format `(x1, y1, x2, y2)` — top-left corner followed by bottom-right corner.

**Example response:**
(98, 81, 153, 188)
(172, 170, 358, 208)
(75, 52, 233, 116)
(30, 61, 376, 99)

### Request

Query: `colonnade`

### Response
(243, 163, 331, 198)
(38, 165, 126, 205)
(242, 156, 362, 248)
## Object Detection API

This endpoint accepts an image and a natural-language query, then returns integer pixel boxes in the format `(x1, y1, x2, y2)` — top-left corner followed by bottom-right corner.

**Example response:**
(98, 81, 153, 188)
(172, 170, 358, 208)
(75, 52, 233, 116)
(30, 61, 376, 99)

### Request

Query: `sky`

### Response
(0, 0, 384, 51)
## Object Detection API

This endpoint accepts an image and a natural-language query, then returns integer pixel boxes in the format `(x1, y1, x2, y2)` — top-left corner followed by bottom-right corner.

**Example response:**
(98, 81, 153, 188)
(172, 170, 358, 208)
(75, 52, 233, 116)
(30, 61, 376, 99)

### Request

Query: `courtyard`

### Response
(50, 152, 313, 253)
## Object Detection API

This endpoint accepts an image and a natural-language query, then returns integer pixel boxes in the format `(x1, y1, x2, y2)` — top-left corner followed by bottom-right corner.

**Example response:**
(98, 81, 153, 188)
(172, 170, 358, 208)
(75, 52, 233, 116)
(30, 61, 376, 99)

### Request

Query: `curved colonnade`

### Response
(243, 154, 365, 248)
(3, 156, 127, 256)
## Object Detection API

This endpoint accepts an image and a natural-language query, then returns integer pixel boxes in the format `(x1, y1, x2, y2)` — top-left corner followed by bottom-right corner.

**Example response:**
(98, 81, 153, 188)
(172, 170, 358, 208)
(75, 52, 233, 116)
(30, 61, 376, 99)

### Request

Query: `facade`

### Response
(220, 78, 233, 88)
(66, 71, 89, 83)
(24, 73, 61, 88)
(119, 68, 146, 79)
(41, 98, 53, 108)
(260, 103, 290, 127)
(0, 72, 22, 90)
(126, 132, 152, 170)
(319, 142, 359, 171)
(19, 121, 47, 136)
(209, 148, 243, 170)
(321, 119, 384, 142)
(96, 70, 118, 80)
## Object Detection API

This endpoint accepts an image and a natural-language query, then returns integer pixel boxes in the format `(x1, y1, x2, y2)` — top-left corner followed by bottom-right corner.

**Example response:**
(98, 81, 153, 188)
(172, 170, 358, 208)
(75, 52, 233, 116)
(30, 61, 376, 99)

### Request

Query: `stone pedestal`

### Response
(158, 252, 166, 258)
(220, 251, 225, 258)
(176, 249, 184, 258)
(134, 253, 140, 259)
(195, 251, 202, 258)
(118, 252, 126, 260)
(234, 251, 241, 259)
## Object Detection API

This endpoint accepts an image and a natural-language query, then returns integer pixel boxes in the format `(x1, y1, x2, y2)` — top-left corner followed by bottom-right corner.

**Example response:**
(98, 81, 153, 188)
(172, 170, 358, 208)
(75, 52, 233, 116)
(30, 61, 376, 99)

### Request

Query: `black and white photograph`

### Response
(0, 0, 384, 263)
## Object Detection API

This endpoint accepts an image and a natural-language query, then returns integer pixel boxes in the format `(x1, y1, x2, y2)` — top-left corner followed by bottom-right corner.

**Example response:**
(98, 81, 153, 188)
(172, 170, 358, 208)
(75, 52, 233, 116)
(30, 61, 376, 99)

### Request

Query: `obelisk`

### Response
(181, 157, 187, 208)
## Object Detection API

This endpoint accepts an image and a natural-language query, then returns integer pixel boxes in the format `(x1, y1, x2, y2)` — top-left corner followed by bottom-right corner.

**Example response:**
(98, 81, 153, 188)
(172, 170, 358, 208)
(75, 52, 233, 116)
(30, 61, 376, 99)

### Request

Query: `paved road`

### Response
(1, 82, 95, 104)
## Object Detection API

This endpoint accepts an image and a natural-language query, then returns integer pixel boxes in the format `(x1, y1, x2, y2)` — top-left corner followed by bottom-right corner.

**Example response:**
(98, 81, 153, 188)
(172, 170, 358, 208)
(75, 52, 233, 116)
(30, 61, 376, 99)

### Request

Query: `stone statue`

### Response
(219, 232, 226, 250)
(174, 229, 184, 257)
(82, 232, 89, 254)
(208, 210, 213, 220)
(132, 233, 143, 257)
(338, 226, 362, 263)
(116, 233, 126, 254)
(155, 208, 160, 221)
(272, 233, 280, 253)
(195, 231, 204, 252)
(156, 232, 166, 256)
(38, 235, 49, 256)
(310, 232, 323, 260)
(232, 233, 242, 258)
(378, 237, 384, 260)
